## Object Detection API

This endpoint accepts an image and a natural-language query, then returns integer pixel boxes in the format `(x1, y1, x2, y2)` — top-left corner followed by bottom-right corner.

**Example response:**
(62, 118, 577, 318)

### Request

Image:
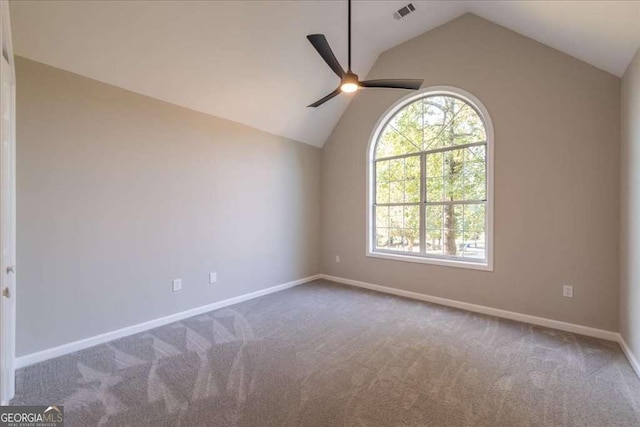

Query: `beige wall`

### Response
(621, 47, 640, 355)
(321, 14, 621, 331)
(16, 57, 321, 356)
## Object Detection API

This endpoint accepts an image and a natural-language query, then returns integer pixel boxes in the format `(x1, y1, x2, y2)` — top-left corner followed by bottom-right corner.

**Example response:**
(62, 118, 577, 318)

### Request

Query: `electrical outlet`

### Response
(172, 279, 182, 292)
(563, 285, 573, 298)
(336, 255, 340, 263)
(209, 272, 217, 284)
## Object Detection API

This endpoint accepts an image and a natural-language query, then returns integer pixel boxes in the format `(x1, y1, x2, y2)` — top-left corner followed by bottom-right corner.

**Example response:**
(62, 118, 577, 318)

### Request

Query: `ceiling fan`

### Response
(306, 0, 424, 108)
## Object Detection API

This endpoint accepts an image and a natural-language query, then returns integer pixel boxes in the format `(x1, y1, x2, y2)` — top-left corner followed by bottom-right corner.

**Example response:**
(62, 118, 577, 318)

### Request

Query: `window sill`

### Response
(366, 251, 493, 272)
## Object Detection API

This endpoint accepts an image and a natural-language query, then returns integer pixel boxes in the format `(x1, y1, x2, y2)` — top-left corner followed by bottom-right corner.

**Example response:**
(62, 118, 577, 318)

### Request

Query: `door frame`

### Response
(0, 0, 16, 404)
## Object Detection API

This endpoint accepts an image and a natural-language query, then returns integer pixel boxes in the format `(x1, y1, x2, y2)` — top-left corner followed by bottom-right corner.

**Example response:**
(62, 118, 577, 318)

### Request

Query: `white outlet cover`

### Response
(209, 272, 217, 284)
(563, 285, 573, 298)
(336, 255, 340, 263)
(172, 279, 182, 292)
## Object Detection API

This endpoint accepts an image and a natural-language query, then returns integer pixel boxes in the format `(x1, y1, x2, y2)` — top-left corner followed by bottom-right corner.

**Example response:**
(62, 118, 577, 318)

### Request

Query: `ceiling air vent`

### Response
(393, 3, 416, 20)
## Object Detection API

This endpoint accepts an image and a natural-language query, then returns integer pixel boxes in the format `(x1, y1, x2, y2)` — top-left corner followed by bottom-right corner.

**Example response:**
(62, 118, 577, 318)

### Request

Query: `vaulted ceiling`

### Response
(10, 1, 640, 147)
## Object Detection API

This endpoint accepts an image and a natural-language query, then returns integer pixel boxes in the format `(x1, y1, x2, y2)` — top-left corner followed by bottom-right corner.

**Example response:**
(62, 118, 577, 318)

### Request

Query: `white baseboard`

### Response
(15, 274, 321, 369)
(617, 334, 640, 378)
(319, 274, 619, 342)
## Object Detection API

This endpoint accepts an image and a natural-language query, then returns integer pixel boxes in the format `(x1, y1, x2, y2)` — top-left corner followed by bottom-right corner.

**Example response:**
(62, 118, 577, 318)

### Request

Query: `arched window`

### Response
(367, 87, 493, 270)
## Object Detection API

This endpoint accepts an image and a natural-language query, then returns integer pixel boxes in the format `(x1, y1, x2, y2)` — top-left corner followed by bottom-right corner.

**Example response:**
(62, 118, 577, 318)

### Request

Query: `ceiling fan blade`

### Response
(307, 34, 345, 78)
(308, 88, 342, 108)
(360, 79, 424, 90)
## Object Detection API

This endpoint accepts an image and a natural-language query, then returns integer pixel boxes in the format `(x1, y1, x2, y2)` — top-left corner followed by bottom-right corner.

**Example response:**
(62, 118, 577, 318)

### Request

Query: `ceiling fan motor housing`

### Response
(343, 72, 359, 85)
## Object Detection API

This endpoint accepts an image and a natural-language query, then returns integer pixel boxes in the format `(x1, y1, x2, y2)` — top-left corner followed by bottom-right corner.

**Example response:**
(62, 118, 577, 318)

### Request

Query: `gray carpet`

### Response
(11, 280, 640, 426)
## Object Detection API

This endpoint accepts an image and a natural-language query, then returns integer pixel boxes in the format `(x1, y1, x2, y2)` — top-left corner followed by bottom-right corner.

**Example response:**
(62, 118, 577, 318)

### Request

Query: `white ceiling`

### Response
(10, 1, 640, 147)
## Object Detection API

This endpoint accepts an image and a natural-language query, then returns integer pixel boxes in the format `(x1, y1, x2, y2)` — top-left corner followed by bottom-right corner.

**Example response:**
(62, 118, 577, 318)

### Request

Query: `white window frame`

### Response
(366, 86, 494, 271)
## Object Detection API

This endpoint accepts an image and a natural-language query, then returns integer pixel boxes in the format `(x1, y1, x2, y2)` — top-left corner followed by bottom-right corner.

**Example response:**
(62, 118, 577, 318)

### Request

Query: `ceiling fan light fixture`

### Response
(340, 73, 359, 93)
(340, 82, 359, 93)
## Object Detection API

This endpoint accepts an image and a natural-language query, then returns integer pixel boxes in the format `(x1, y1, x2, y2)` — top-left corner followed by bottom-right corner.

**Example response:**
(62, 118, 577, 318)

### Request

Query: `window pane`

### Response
(442, 204, 464, 256)
(426, 177, 444, 202)
(444, 149, 464, 174)
(376, 228, 389, 249)
(465, 145, 486, 163)
(461, 230, 485, 259)
(424, 97, 453, 150)
(405, 179, 420, 203)
(423, 99, 445, 150)
(375, 206, 389, 228)
(388, 100, 423, 148)
(376, 125, 421, 159)
(463, 204, 486, 232)
(462, 204, 486, 259)
(464, 170, 486, 200)
(401, 229, 420, 253)
(404, 205, 420, 230)
(389, 228, 404, 250)
(390, 206, 403, 229)
(376, 160, 390, 183)
(421, 97, 487, 152)
(389, 158, 404, 181)
(390, 181, 404, 204)
(463, 146, 486, 200)
(445, 204, 464, 234)
(376, 182, 389, 204)
(425, 203, 447, 257)
(405, 156, 420, 180)
(423, 96, 468, 150)
(444, 174, 464, 202)
(426, 152, 444, 178)
(426, 229, 443, 256)
(453, 104, 486, 145)
(464, 159, 485, 176)
(426, 205, 443, 230)
(376, 206, 422, 254)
